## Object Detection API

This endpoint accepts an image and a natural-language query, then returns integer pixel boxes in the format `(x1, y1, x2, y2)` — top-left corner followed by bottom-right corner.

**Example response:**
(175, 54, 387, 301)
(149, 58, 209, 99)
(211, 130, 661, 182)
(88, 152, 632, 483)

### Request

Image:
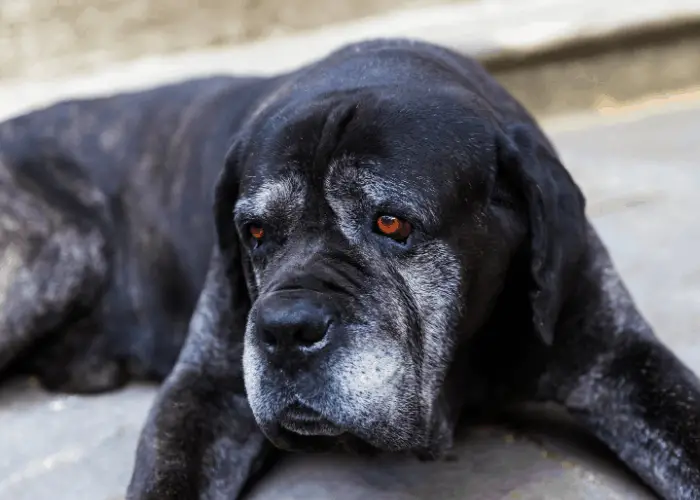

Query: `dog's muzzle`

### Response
(249, 288, 350, 444)
(254, 289, 336, 361)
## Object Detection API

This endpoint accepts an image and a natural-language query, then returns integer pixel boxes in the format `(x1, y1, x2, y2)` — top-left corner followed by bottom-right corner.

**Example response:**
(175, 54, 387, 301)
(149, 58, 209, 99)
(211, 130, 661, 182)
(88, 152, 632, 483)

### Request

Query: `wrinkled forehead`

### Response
(234, 90, 496, 222)
(234, 158, 443, 226)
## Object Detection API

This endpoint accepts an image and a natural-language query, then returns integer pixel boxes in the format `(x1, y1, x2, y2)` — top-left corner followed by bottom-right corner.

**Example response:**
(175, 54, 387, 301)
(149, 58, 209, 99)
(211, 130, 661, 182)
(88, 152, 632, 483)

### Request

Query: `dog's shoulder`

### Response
(0, 75, 255, 150)
(0, 76, 269, 197)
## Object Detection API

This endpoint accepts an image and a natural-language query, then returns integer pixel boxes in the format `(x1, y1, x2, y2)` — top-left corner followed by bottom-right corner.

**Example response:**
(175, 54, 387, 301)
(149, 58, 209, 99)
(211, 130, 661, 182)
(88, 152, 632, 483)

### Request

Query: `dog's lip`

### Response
(279, 403, 345, 437)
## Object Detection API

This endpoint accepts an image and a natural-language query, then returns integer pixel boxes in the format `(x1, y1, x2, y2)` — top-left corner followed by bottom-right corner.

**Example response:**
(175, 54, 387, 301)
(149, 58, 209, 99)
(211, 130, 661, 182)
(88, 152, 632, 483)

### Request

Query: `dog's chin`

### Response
(268, 428, 383, 456)
(279, 403, 345, 438)
(259, 403, 380, 455)
(263, 403, 344, 452)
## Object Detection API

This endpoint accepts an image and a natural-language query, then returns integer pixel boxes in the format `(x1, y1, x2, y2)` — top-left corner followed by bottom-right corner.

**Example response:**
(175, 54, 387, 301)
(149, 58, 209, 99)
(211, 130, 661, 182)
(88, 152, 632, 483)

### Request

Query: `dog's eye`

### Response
(375, 215, 412, 242)
(249, 224, 265, 241)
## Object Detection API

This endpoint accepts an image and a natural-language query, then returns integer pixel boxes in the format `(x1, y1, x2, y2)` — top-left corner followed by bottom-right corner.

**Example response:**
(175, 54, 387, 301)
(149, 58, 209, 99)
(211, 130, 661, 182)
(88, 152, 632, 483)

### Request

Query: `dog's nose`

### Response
(256, 292, 332, 352)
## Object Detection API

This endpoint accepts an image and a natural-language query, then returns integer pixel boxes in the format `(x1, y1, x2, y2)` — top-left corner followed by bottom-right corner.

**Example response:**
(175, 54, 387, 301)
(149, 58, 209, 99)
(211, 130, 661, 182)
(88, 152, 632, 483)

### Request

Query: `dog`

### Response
(0, 39, 698, 500)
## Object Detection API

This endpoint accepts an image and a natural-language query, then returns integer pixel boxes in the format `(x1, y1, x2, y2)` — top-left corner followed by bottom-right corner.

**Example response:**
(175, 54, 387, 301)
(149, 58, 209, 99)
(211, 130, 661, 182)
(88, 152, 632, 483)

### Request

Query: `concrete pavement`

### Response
(2, 96, 699, 499)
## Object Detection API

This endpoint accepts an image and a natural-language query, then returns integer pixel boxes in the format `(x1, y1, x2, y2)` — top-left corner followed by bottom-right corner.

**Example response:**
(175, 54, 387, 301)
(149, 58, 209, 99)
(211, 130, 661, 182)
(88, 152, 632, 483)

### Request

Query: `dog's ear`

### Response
(128, 138, 268, 500)
(496, 123, 588, 345)
(214, 139, 242, 265)
(212, 137, 253, 299)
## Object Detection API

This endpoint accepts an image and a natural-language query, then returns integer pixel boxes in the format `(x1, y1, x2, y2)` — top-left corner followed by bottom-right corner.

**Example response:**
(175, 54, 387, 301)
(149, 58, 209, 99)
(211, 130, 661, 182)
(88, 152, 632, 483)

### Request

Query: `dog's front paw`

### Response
(127, 368, 271, 500)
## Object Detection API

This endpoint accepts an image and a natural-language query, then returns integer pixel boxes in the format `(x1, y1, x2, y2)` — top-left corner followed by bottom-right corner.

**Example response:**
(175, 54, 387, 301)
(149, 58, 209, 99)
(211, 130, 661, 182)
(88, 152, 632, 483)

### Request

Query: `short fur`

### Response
(0, 39, 698, 500)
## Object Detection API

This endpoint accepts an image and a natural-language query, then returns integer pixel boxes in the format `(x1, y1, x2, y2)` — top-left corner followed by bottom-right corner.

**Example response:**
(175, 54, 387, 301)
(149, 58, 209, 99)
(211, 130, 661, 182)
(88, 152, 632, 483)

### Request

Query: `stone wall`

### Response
(0, 0, 458, 81)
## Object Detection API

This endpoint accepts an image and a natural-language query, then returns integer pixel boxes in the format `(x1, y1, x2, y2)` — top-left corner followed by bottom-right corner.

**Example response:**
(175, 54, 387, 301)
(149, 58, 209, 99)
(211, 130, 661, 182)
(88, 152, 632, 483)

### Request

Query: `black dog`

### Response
(0, 39, 698, 500)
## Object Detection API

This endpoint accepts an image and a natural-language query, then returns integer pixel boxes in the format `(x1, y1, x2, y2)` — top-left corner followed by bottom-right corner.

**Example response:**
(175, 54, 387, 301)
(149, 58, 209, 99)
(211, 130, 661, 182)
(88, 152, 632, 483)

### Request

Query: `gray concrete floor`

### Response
(1, 97, 699, 499)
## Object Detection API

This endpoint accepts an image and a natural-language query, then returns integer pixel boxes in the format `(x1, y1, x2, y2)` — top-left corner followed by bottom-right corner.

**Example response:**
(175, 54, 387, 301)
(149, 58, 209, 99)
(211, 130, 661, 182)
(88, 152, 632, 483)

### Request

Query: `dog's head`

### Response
(213, 41, 587, 456)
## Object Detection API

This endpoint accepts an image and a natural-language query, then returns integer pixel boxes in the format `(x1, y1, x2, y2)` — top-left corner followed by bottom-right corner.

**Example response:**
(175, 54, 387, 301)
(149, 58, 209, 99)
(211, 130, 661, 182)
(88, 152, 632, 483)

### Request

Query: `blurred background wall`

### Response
(1, 0, 462, 80)
(1, 0, 699, 118)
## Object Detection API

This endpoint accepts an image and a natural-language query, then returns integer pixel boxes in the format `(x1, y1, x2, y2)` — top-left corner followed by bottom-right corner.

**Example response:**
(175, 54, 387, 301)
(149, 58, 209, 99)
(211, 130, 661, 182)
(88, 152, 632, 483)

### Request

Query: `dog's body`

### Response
(1, 39, 699, 500)
(0, 76, 265, 390)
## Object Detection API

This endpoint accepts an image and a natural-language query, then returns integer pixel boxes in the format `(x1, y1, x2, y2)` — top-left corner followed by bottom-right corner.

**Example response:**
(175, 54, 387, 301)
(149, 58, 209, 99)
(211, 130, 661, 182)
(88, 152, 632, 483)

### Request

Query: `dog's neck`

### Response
(441, 223, 656, 424)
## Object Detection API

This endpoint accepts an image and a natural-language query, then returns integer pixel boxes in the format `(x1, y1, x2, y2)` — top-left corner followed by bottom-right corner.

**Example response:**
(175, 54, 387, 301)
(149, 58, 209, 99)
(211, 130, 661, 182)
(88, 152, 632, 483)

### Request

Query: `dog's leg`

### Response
(128, 249, 271, 500)
(541, 234, 700, 500)
(0, 154, 111, 388)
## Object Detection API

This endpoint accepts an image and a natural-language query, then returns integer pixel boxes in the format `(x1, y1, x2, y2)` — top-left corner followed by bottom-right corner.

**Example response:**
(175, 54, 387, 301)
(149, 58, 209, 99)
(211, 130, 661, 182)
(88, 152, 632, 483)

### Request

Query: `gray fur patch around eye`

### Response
(323, 159, 440, 244)
(235, 175, 308, 289)
(234, 175, 307, 223)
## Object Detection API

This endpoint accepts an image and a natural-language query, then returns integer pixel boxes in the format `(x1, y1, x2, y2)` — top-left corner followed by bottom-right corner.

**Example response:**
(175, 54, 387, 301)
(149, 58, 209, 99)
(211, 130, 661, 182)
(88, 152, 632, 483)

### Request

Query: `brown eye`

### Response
(376, 215, 412, 241)
(249, 225, 265, 240)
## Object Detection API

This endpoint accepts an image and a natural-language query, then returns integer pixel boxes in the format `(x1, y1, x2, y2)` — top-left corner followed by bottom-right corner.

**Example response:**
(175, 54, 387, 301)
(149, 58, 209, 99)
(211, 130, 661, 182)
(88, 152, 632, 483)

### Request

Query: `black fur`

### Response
(0, 39, 697, 500)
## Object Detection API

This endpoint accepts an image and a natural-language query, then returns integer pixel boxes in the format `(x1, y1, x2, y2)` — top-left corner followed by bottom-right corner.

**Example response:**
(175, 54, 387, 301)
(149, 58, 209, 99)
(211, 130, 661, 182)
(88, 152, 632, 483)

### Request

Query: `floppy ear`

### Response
(214, 140, 243, 272)
(496, 123, 588, 345)
(127, 138, 270, 500)
(212, 136, 257, 301)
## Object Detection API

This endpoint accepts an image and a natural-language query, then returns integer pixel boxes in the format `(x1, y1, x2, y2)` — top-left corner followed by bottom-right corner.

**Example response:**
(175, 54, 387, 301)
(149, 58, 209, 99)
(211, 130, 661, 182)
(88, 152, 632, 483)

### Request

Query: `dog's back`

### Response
(0, 75, 267, 391)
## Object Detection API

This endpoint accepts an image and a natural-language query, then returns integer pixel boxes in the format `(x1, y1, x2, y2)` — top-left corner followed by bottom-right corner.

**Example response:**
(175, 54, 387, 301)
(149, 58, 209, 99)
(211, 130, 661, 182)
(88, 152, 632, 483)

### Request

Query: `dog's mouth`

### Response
(279, 402, 344, 437)
(267, 402, 389, 456)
